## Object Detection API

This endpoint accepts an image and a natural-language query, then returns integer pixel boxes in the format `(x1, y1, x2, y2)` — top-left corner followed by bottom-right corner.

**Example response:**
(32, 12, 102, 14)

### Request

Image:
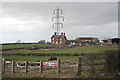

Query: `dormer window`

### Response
(52, 38, 54, 40)
(60, 38, 62, 40)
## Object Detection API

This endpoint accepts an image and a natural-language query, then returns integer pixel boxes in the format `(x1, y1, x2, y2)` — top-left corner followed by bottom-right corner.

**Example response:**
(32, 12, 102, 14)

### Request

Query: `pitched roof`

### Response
(51, 35, 67, 39)
(75, 37, 99, 40)
(111, 38, 120, 40)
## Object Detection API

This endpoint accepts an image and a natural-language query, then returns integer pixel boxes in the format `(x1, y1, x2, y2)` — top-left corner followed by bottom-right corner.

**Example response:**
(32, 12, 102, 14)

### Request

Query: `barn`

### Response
(110, 38, 120, 45)
(102, 38, 120, 45)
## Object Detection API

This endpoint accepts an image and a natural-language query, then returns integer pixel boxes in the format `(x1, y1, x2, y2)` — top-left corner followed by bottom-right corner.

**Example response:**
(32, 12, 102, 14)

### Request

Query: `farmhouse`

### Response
(51, 32, 67, 45)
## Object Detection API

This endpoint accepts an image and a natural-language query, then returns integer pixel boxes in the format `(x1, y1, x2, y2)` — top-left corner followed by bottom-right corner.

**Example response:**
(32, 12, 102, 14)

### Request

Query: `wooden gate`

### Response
(2, 58, 60, 75)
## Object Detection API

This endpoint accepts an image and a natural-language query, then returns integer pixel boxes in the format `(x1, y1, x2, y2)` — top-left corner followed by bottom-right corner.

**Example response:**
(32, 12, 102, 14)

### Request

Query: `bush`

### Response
(104, 50, 120, 78)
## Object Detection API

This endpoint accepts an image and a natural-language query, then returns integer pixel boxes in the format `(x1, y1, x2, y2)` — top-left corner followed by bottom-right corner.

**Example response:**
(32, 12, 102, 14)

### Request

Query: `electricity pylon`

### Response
(52, 7, 64, 35)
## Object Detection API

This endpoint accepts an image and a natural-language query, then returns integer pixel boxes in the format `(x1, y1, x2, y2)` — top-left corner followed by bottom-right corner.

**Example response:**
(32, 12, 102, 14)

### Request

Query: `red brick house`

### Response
(51, 32, 67, 45)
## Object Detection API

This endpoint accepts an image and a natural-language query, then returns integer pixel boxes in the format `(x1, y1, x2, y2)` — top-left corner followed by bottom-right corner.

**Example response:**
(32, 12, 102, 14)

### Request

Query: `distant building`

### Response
(75, 37, 100, 45)
(102, 40, 108, 45)
(102, 38, 120, 45)
(65, 37, 100, 46)
(66, 40, 80, 45)
(110, 38, 120, 45)
(51, 32, 67, 45)
(75, 37, 99, 42)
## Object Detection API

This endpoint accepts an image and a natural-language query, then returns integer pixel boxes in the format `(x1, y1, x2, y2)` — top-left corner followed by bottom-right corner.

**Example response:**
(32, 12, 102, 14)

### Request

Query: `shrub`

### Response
(104, 50, 120, 78)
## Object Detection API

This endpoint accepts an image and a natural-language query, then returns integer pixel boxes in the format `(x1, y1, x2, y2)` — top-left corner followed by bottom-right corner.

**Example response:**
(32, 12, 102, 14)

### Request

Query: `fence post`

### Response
(25, 61, 28, 74)
(77, 57, 81, 76)
(91, 63, 94, 78)
(40, 60, 43, 74)
(2, 58, 5, 74)
(104, 56, 108, 78)
(90, 54, 95, 78)
(57, 59, 60, 75)
(12, 60, 15, 73)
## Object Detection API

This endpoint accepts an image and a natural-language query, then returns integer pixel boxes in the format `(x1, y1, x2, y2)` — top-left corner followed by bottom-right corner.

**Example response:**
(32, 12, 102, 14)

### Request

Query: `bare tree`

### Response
(16, 40, 22, 43)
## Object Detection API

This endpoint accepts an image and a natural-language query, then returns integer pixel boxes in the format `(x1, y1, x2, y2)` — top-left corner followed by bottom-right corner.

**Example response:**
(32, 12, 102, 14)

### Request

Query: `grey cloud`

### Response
(1, 2, 118, 42)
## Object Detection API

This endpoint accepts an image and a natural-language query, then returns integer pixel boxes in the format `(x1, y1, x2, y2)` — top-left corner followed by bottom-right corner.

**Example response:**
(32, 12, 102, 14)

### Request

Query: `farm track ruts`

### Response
(1, 47, 26, 51)
(1, 46, 46, 51)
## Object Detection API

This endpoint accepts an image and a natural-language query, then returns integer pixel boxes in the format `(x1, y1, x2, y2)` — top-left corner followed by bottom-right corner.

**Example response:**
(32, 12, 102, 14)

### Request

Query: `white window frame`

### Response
(60, 38, 62, 40)
(60, 41, 62, 44)
(53, 41, 54, 44)
(56, 41, 58, 44)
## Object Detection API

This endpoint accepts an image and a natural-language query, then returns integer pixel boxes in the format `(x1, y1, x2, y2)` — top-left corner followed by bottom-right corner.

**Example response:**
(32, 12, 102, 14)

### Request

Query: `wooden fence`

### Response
(2, 53, 119, 78)
(2, 58, 60, 75)
(77, 53, 108, 78)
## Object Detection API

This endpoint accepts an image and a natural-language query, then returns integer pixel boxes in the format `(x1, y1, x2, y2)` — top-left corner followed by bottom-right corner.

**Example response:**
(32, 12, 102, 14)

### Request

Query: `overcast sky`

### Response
(0, 2, 118, 43)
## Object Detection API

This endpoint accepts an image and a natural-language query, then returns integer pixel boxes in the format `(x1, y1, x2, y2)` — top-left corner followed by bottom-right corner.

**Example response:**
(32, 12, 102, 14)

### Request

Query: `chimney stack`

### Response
(54, 32, 56, 35)
(61, 32, 63, 35)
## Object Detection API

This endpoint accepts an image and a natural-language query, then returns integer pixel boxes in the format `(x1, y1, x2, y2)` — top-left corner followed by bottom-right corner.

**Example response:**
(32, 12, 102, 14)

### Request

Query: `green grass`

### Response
(3, 56, 80, 61)
(2, 46, 119, 54)
(2, 43, 58, 49)
(2, 44, 119, 78)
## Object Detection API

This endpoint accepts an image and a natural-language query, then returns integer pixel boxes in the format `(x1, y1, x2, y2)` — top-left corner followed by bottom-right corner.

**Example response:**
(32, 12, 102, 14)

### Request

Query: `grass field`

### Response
(2, 43, 58, 49)
(2, 46, 119, 54)
(2, 44, 119, 78)
(2, 45, 118, 78)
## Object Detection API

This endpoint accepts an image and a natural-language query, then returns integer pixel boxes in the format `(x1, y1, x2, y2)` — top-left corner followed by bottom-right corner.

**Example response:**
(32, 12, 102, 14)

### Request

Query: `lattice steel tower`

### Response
(52, 7, 64, 35)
